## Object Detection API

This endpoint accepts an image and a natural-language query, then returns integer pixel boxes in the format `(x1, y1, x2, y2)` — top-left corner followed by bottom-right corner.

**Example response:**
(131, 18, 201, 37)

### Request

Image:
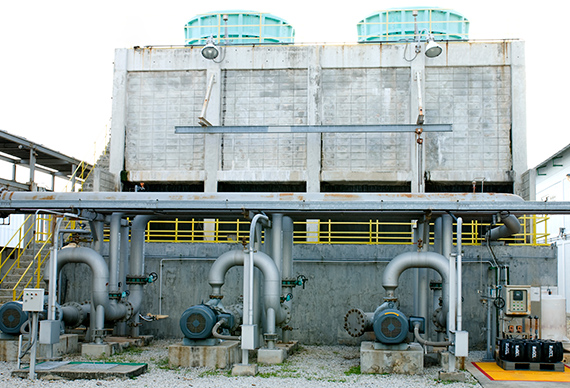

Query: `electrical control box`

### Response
(505, 285, 531, 316)
(22, 288, 45, 312)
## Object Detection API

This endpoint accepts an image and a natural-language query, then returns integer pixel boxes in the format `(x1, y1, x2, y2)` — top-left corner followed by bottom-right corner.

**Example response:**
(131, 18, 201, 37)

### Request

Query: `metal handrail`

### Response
(137, 216, 549, 246)
(0, 214, 33, 273)
(11, 239, 51, 301)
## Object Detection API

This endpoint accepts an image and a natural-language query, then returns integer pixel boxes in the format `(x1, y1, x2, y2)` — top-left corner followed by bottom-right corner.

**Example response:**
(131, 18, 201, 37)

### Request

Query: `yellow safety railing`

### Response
(11, 238, 51, 301)
(0, 214, 34, 279)
(0, 214, 81, 301)
(138, 215, 549, 246)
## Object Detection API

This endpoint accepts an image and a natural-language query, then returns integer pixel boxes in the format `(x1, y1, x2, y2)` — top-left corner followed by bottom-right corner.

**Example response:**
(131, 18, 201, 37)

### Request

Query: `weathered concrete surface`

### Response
(1, 334, 80, 362)
(11, 361, 147, 380)
(257, 348, 286, 364)
(81, 336, 152, 358)
(169, 340, 241, 369)
(231, 362, 258, 376)
(360, 341, 423, 374)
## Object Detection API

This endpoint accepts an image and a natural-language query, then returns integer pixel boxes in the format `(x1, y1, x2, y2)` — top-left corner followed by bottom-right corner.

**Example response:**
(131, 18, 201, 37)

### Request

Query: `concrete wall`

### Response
(59, 241, 555, 348)
(109, 41, 527, 194)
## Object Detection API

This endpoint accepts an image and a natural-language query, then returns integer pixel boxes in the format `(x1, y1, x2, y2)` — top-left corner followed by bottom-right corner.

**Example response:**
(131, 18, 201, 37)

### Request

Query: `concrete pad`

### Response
(1, 335, 80, 362)
(232, 363, 258, 376)
(360, 341, 423, 375)
(257, 348, 286, 364)
(81, 343, 116, 358)
(11, 361, 147, 380)
(439, 371, 466, 382)
(439, 351, 467, 370)
(169, 340, 240, 369)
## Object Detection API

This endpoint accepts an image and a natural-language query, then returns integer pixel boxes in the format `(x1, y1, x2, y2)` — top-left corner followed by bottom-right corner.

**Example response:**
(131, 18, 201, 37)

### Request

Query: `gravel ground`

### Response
(0, 340, 483, 388)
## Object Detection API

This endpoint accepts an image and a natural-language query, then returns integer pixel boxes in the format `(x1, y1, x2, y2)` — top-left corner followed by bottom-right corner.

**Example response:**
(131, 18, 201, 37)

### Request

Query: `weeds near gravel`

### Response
(344, 365, 361, 375)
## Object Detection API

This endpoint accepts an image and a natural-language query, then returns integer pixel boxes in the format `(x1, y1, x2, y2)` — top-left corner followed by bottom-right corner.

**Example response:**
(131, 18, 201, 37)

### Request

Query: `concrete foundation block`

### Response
(438, 371, 466, 382)
(169, 340, 240, 369)
(360, 341, 423, 375)
(81, 343, 117, 358)
(0, 338, 20, 361)
(1, 335, 80, 362)
(232, 363, 258, 376)
(438, 351, 466, 370)
(257, 348, 286, 364)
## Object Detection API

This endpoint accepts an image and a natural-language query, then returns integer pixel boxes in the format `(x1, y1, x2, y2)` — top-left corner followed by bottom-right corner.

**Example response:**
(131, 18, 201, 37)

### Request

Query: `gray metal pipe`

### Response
(129, 215, 152, 337)
(271, 213, 283, 274)
(486, 212, 521, 241)
(109, 213, 124, 293)
(282, 216, 294, 343)
(208, 249, 286, 328)
(382, 251, 449, 327)
(57, 247, 130, 325)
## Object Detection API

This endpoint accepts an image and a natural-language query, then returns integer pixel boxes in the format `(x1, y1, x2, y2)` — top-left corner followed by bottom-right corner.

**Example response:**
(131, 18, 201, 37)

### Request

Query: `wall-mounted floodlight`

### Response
(425, 35, 442, 58)
(201, 37, 219, 60)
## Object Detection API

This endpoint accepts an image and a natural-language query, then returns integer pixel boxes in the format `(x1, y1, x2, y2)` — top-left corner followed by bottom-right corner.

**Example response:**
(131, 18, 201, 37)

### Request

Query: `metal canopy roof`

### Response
(0, 129, 93, 189)
(1, 191, 569, 221)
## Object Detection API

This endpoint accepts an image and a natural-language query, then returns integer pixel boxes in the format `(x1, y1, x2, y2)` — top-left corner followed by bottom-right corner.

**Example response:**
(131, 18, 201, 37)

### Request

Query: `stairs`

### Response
(0, 246, 49, 305)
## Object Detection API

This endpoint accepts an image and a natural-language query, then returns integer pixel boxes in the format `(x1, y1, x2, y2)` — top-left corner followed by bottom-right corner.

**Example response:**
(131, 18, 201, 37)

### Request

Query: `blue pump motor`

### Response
(0, 301, 29, 335)
(373, 308, 409, 344)
(180, 304, 234, 340)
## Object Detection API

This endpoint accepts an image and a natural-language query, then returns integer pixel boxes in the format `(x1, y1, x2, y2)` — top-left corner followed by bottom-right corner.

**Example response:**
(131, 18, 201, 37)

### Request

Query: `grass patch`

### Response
(344, 365, 361, 375)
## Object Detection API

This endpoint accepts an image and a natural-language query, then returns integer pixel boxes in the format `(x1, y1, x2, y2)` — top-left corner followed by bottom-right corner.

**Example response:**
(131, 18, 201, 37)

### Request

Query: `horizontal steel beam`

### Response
(175, 124, 452, 134)
(1, 191, 569, 219)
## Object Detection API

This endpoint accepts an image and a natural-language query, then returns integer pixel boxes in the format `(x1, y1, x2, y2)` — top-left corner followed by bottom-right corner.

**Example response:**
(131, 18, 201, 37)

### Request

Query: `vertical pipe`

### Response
(267, 307, 276, 349)
(29, 312, 38, 379)
(117, 223, 129, 336)
(271, 214, 283, 274)
(109, 213, 123, 293)
(129, 215, 152, 337)
(95, 305, 105, 344)
(413, 223, 422, 316)
(443, 214, 456, 336)
(282, 216, 294, 343)
(419, 218, 430, 336)
(457, 217, 463, 331)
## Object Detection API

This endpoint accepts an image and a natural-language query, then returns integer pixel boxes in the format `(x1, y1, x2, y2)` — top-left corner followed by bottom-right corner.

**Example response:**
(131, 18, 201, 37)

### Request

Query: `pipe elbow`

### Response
(486, 212, 520, 241)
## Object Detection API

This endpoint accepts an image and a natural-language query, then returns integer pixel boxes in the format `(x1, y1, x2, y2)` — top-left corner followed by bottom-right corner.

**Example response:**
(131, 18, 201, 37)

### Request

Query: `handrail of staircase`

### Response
(0, 220, 37, 285)
(0, 214, 34, 273)
(11, 237, 52, 301)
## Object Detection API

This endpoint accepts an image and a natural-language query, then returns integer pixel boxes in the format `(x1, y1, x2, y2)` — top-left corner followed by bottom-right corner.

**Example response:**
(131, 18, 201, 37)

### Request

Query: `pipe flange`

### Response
(278, 303, 291, 325)
(209, 294, 224, 300)
(344, 308, 366, 337)
(120, 301, 134, 322)
(264, 333, 278, 342)
(108, 292, 122, 300)
(62, 301, 85, 328)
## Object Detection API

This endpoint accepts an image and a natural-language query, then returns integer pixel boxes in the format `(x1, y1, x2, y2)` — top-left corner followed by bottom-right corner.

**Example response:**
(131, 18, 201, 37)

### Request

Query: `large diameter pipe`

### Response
(457, 217, 463, 331)
(282, 216, 294, 343)
(109, 213, 124, 293)
(208, 250, 286, 325)
(382, 251, 449, 327)
(486, 212, 521, 241)
(57, 247, 131, 331)
(129, 215, 152, 337)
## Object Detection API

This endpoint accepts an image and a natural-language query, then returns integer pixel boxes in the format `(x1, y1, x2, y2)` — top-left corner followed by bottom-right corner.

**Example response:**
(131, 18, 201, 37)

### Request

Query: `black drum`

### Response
(525, 340, 542, 362)
(541, 340, 563, 363)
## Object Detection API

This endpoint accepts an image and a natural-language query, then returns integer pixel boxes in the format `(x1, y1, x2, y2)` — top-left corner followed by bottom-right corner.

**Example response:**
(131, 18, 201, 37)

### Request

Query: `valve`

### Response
(281, 293, 293, 303)
(296, 275, 308, 289)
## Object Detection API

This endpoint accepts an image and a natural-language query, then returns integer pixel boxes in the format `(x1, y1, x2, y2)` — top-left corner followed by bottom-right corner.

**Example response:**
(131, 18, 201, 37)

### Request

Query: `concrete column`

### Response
(203, 67, 222, 240)
(109, 48, 129, 191)
(306, 45, 322, 193)
(306, 46, 322, 241)
(203, 68, 222, 193)
(410, 46, 426, 193)
(511, 41, 527, 196)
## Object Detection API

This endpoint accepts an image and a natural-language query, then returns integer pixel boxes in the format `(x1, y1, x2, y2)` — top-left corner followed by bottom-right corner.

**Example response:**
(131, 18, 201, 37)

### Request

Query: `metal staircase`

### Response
(0, 215, 87, 305)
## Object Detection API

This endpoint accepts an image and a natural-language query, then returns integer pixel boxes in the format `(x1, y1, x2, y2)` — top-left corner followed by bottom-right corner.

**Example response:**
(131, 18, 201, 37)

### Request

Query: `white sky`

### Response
(0, 0, 568, 170)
